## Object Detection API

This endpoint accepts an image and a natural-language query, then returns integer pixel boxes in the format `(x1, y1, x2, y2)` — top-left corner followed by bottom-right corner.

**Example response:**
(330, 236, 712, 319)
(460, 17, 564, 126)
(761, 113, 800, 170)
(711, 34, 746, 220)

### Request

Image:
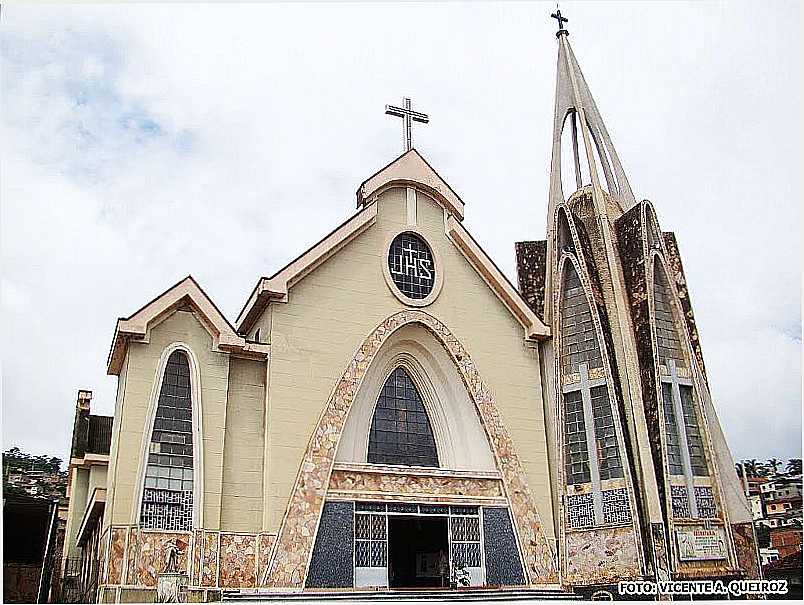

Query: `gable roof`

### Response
(236, 201, 379, 333)
(107, 275, 269, 375)
(356, 148, 465, 220)
(237, 151, 550, 340)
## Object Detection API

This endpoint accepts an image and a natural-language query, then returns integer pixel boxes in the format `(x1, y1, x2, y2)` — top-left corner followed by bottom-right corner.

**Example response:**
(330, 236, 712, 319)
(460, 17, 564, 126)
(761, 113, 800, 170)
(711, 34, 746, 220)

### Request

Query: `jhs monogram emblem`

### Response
(390, 244, 433, 282)
(388, 233, 436, 300)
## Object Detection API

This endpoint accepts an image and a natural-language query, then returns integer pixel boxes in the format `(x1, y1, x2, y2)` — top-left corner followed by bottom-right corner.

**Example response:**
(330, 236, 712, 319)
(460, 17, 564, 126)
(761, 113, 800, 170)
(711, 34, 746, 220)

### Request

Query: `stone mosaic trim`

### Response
(564, 526, 641, 585)
(191, 529, 203, 586)
(328, 468, 504, 502)
(138, 532, 190, 587)
(200, 531, 219, 587)
(98, 526, 273, 590)
(219, 534, 257, 588)
(731, 522, 761, 580)
(264, 310, 557, 587)
(125, 527, 138, 584)
(258, 533, 276, 586)
(108, 527, 126, 585)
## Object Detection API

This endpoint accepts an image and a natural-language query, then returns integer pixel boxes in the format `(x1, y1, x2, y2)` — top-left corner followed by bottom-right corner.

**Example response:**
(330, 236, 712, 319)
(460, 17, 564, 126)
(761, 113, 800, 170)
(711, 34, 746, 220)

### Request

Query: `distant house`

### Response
(760, 547, 780, 565)
(770, 527, 803, 559)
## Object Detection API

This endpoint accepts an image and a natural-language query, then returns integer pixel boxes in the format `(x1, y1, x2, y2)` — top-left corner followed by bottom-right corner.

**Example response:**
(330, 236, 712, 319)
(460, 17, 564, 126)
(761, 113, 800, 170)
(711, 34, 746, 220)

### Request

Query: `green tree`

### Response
(787, 458, 802, 474)
(767, 458, 781, 475)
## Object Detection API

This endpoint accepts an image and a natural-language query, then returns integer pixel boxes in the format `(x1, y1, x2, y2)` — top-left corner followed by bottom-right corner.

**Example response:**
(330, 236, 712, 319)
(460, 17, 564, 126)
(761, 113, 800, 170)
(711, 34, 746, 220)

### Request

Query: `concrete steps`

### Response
(222, 587, 577, 601)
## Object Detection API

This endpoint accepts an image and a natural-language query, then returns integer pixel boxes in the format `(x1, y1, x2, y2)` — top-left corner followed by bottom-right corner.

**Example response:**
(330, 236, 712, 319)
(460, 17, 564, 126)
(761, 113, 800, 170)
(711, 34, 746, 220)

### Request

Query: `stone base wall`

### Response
(97, 526, 275, 592)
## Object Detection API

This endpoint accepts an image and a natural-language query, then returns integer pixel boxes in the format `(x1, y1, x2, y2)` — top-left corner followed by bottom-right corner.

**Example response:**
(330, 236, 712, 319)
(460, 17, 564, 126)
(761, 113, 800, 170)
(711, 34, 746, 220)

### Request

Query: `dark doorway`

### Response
(388, 516, 449, 588)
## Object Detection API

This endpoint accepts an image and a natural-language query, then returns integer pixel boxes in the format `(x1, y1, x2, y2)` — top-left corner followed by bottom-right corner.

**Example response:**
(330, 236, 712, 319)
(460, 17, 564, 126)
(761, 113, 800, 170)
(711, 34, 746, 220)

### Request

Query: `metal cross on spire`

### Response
(385, 97, 429, 152)
(551, 7, 569, 36)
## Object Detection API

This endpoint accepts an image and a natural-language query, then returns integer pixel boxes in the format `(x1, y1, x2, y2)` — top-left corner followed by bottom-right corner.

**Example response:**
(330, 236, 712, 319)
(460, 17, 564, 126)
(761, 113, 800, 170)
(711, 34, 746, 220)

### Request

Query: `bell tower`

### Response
(516, 10, 761, 594)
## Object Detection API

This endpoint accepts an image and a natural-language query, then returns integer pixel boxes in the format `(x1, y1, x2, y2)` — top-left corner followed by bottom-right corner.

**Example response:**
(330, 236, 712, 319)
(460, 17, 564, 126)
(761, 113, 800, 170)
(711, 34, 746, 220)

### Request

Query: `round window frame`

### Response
(382, 228, 444, 307)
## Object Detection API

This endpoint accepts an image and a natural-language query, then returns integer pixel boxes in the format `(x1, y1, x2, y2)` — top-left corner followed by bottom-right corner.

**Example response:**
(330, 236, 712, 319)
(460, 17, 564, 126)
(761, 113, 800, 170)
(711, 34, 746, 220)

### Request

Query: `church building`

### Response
(68, 13, 761, 602)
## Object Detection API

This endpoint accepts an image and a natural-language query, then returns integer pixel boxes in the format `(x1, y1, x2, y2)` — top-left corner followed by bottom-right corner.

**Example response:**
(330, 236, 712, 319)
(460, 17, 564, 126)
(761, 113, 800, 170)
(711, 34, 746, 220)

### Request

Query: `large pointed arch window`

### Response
(653, 262, 714, 519)
(367, 367, 438, 467)
(559, 261, 630, 528)
(140, 350, 195, 531)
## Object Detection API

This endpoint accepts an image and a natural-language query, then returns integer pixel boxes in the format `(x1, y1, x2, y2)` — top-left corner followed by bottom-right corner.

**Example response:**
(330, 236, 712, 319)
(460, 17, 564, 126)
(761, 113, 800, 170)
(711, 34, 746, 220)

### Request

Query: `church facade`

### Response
(77, 22, 760, 603)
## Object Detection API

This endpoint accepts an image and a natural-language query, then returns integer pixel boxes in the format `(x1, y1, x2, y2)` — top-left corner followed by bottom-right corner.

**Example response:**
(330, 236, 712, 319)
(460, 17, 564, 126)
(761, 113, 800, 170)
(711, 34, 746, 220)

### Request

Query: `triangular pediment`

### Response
(107, 276, 269, 375)
(356, 148, 465, 220)
(236, 149, 550, 340)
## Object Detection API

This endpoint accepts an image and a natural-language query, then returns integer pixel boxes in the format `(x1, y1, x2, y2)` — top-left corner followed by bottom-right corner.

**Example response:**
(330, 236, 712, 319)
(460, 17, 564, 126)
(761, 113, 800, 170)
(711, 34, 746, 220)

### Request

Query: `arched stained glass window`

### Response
(653, 261, 710, 495)
(558, 261, 629, 529)
(140, 350, 195, 531)
(559, 263, 623, 485)
(367, 367, 438, 467)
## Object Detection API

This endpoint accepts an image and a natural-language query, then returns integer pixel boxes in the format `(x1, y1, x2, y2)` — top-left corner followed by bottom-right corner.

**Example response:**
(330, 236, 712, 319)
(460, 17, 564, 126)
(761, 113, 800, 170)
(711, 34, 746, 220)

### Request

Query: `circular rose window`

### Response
(387, 232, 436, 300)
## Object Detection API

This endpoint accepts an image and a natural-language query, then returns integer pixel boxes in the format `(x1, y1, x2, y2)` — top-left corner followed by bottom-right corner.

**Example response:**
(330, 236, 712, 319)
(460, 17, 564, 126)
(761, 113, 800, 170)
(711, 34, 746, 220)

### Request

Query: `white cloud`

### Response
(1, 2, 800, 465)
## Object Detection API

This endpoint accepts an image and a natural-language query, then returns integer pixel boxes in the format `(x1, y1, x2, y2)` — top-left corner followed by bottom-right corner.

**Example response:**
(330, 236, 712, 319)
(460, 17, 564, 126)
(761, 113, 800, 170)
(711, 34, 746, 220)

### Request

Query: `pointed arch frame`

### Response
(262, 310, 557, 588)
(131, 342, 205, 531)
(550, 204, 645, 579)
(647, 249, 738, 567)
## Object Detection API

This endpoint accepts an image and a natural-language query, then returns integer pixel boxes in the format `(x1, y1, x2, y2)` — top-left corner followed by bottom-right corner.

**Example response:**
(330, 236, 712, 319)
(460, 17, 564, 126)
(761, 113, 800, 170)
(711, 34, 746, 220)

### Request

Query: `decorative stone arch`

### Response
(336, 323, 496, 471)
(263, 310, 557, 588)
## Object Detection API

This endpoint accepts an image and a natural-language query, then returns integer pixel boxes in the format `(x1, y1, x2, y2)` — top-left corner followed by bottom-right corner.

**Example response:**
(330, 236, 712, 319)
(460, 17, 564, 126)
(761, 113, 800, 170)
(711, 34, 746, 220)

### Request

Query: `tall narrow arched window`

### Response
(559, 263, 623, 485)
(652, 263, 708, 478)
(559, 260, 631, 529)
(367, 367, 438, 467)
(140, 350, 195, 531)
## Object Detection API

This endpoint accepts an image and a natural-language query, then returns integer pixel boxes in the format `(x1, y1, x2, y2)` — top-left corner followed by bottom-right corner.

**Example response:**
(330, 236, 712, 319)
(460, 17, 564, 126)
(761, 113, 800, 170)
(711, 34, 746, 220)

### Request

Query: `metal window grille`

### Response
(368, 367, 438, 467)
(140, 350, 194, 531)
(695, 487, 718, 518)
(566, 493, 595, 529)
(355, 512, 387, 568)
(450, 513, 482, 569)
(601, 488, 632, 524)
(671, 485, 692, 519)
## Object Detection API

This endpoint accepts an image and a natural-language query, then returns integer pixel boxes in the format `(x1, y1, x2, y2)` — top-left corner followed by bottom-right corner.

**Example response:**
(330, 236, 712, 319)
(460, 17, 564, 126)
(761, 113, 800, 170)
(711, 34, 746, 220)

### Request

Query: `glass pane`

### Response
(367, 367, 438, 467)
(139, 350, 195, 531)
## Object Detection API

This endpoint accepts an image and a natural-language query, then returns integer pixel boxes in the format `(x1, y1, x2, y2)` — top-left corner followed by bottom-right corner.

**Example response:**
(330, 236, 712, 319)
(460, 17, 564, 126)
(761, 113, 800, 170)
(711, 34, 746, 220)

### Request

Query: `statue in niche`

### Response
(164, 539, 180, 574)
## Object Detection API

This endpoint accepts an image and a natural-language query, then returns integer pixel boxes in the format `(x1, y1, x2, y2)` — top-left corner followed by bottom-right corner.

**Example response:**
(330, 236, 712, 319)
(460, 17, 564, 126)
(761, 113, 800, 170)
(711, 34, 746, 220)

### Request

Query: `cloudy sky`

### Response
(2, 1, 800, 466)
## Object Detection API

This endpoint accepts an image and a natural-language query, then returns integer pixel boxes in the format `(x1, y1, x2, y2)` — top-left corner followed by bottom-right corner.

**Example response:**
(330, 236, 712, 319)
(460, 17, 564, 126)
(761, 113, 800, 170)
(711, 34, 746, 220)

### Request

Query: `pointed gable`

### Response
(107, 276, 269, 375)
(237, 150, 548, 340)
(356, 148, 465, 220)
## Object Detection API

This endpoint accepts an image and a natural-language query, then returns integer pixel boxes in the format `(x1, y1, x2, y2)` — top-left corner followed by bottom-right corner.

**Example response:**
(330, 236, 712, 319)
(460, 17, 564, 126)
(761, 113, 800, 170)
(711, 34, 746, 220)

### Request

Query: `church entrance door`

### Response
(388, 516, 449, 588)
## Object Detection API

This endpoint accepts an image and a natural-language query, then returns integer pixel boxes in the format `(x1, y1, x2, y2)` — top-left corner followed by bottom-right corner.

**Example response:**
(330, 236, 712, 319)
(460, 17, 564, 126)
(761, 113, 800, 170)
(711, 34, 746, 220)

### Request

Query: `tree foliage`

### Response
(3, 447, 63, 474)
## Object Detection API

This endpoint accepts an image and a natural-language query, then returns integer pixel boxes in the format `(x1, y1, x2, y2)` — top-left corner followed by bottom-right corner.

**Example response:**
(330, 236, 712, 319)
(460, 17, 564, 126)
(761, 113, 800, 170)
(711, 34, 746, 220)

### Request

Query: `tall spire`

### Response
(546, 12, 637, 217)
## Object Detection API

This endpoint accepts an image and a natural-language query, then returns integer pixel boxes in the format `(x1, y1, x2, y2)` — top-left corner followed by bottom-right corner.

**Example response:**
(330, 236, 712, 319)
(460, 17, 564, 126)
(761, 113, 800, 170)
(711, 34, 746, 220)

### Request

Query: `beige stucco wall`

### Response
(261, 188, 555, 537)
(220, 358, 266, 532)
(103, 311, 231, 529)
(64, 467, 90, 559)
